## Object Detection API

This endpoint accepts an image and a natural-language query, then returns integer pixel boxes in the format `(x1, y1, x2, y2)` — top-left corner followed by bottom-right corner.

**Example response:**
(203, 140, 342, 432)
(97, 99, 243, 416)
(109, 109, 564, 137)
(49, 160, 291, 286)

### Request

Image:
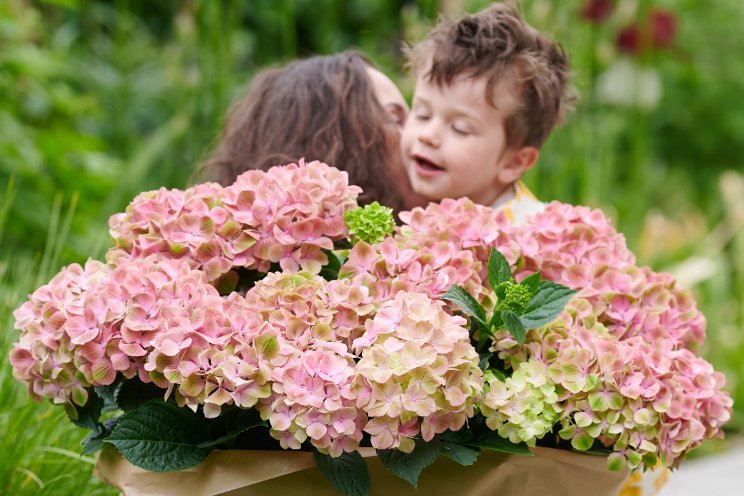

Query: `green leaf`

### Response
(71, 389, 103, 431)
(487, 248, 512, 290)
(313, 450, 370, 496)
(519, 281, 577, 329)
(105, 400, 212, 472)
(94, 383, 118, 405)
(439, 442, 480, 466)
(235, 267, 269, 293)
(439, 430, 473, 444)
(378, 440, 439, 488)
(467, 431, 531, 455)
(486, 368, 507, 381)
(442, 285, 489, 332)
(488, 312, 503, 332)
(478, 353, 493, 371)
(325, 250, 343, 271)
(95, 382, 123, 412)
(82, 417, 121, 455)
(214, 270, 239, 295)
(320, 249, 343, 280)
(81, 433, 106, 455)
(116, 377, 166, 412)
(437, 431, 479, 466)
(495, 283, 507, 302)
(200, 410, 265, 448)
(518, 271, 541, 297)
(502, 310, 526, 344)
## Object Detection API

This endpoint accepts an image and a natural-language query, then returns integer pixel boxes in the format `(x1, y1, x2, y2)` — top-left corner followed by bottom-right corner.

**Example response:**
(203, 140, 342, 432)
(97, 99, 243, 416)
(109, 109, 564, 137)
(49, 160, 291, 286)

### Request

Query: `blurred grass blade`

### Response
(0, 175, 17, 246)
(101, 112, 189, 216)
(36, 192, 78, 286)
(37, 446, 96, 465)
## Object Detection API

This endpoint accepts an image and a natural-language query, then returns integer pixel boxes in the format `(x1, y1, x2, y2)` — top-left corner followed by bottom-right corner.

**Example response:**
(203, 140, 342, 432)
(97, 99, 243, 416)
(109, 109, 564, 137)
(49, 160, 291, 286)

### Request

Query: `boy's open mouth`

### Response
(413, 155, 444, 174)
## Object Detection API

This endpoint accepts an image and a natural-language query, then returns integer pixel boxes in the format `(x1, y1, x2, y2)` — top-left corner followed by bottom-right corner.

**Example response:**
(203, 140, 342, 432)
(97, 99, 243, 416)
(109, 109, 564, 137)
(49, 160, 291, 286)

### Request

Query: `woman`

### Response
(199, 51, 425, 213)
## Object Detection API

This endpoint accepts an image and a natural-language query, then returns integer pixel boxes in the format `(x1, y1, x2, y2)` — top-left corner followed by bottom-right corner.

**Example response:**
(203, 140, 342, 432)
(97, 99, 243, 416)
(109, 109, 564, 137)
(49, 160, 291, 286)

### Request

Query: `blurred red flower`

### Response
(650, 9, 677, 48)
(581, 0, 614, 24)
(617, 25, 641, 54)
(616, 8, 678, 55)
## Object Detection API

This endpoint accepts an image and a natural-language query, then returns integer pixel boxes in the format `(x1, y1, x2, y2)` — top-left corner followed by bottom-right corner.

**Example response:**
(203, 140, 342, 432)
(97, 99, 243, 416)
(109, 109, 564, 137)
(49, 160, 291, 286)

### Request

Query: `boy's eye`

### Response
(452, 124, 471, 135)
(411, 103, 431, 120)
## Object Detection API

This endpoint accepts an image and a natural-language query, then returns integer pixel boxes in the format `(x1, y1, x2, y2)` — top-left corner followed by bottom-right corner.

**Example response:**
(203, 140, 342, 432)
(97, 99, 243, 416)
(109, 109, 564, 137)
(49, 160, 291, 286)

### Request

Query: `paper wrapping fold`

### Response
(95, 445, 628, 496)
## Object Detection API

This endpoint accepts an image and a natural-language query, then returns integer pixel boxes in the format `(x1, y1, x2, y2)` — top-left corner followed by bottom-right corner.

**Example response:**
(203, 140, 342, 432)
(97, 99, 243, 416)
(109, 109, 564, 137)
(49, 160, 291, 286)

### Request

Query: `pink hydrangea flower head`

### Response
(487, 296, 732, 470)
(10, 255, 223, 407)
(224, 160, 361, 274)
(353, 291, 483, 448)
(107, 183, 246, 281)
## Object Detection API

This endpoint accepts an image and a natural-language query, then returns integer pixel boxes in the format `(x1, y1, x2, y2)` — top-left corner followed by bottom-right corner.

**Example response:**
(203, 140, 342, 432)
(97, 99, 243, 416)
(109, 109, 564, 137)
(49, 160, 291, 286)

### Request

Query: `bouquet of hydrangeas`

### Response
(10, 161, 732, 496)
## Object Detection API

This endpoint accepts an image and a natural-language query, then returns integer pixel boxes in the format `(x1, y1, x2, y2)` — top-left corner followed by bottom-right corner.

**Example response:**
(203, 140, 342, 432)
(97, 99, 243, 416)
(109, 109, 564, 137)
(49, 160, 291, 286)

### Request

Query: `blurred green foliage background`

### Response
(1, 0, 742, 494)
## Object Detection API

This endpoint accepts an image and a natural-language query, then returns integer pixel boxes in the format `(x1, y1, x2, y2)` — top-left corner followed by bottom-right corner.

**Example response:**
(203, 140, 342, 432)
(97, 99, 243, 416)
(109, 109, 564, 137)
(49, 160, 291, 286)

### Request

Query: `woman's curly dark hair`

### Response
(197, 51, 411, 213)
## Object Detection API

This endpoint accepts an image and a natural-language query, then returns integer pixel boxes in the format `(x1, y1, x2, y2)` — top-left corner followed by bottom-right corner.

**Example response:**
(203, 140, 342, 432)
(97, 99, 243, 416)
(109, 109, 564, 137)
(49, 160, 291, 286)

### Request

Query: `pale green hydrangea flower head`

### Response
(344, 202, 395, 245)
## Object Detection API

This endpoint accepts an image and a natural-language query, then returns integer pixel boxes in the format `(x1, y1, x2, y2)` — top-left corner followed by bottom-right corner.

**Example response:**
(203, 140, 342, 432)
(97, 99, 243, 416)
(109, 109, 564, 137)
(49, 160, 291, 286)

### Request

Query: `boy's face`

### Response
(401, 74, 533, 205)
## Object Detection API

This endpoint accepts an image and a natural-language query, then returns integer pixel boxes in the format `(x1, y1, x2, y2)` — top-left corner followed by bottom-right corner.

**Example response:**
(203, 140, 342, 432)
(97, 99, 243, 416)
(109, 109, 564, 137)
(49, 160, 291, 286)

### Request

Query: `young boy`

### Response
(401, 2, 573, 224)
(402, 6, 670, 495)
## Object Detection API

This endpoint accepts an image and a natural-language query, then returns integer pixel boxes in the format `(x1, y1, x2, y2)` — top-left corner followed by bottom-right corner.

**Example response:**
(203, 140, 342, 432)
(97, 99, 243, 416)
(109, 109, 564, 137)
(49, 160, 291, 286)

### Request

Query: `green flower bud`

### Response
(499, 281, 532, 313)
(344, 202, 395, 245)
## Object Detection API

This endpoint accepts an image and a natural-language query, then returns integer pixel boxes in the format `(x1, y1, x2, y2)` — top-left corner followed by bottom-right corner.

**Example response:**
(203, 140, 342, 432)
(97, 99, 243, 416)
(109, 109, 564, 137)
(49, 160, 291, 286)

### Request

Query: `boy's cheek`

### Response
(399, 118, 413, 138)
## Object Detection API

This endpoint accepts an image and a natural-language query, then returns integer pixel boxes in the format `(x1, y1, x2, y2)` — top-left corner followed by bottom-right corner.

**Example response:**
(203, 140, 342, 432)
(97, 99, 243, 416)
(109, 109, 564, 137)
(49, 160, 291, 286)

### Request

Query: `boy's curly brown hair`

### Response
(406, 2, 575, 149)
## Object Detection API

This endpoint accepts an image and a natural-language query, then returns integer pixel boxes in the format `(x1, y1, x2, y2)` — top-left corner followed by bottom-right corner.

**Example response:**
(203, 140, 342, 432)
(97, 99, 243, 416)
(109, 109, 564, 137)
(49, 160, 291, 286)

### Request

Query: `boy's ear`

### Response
(497, 146, 539, 184)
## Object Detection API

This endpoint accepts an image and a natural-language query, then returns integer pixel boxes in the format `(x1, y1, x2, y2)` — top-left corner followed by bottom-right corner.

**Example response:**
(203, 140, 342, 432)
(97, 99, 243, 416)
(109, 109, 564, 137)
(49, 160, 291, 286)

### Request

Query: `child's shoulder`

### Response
(493, 181, 545, 226)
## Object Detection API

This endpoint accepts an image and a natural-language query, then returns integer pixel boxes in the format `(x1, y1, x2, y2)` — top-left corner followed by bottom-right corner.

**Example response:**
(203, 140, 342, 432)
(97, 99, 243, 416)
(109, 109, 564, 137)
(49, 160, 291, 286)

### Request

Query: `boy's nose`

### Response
(417, 123, 440, 148)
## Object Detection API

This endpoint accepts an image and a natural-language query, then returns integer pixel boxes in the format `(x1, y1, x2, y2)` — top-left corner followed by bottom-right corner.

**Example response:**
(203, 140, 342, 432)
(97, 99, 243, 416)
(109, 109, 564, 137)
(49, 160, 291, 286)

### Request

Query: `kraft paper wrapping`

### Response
(95, 445, 629, 496)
